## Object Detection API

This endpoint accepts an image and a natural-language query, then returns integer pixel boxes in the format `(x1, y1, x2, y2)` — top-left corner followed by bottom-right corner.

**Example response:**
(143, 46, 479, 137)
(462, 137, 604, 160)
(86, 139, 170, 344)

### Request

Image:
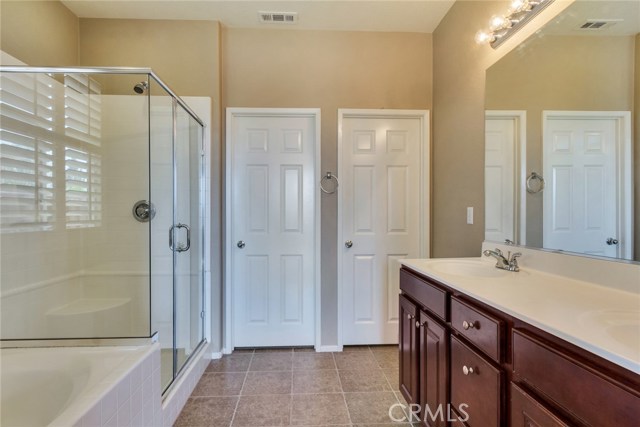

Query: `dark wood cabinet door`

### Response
(513, 329, 640, 426)
(510, 383, 571, 427)
(450, 336, 502, 427)
(419, 310, 448, 427)
(399, 294, 419, 405)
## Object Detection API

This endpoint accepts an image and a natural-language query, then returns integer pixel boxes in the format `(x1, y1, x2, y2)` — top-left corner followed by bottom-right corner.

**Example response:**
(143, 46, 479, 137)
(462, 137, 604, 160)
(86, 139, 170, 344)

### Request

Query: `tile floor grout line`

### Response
(333, 352, 354, 426)
(289, 358, 295, 425)
(228, 351, 252, 427)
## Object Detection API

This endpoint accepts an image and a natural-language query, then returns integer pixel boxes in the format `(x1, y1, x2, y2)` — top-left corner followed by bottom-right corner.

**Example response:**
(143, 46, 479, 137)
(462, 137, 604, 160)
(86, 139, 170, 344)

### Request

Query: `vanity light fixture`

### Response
(475, 0, 555, 48)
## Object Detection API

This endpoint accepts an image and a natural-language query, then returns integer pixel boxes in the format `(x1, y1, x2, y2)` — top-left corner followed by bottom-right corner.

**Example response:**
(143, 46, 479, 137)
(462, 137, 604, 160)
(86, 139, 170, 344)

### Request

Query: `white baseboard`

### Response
(210, 351, 223, 360)
(316, 345, 342, 352)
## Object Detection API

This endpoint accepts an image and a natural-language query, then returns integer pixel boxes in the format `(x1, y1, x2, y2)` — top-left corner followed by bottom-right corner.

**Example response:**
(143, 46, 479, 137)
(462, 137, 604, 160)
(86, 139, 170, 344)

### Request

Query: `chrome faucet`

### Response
(483, 248, 521, 272)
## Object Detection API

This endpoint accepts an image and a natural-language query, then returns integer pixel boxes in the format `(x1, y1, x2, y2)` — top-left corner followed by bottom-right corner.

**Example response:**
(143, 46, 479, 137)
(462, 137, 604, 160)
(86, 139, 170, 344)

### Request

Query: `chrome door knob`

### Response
(606, 238, 619, 245)
(463, 365, 475, 375)
(345, 240, 353, 248)
(237, 240, 245, 249)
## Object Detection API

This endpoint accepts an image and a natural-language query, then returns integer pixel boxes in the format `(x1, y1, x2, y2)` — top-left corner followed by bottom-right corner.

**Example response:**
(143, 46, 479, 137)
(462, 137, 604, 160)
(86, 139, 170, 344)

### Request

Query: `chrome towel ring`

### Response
(526, 171, 545, 194)
(320, 172, 339, 194)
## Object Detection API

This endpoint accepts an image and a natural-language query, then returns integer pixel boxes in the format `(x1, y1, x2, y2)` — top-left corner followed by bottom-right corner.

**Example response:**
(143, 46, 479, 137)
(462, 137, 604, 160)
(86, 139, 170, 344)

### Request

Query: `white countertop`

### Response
(401, 257, 640, 375)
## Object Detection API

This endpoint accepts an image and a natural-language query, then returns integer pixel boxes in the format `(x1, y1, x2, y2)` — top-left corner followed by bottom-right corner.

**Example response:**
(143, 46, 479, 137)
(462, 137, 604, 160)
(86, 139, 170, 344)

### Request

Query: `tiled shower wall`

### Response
(0, 90, 151, 339)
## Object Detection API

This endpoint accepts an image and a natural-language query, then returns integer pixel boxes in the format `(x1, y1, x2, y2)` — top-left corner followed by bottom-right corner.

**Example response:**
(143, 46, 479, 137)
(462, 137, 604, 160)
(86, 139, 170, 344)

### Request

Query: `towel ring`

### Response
(526, 172, 545, 194)
(320, 172, 339, 194)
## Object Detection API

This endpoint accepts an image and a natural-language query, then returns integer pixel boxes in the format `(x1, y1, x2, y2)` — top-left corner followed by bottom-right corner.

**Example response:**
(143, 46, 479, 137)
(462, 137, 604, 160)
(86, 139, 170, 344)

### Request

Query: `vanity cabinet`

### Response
(418, 310, 448, 427)
(510, 383, 570, 427)
(399, 266, 640, 427)
(512, 330, 640, 426)
(450, 335, 502, 427)
(400, 294, 419, 404)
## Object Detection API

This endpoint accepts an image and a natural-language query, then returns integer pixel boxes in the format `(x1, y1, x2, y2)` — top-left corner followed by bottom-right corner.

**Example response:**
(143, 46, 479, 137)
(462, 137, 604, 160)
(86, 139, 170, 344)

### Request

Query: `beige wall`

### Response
(223, 28, 433, 345)
(633, 34, 640, 261)
(432, 1, 510, 258)
(486, 35, 635, 248)
(0, 0, 79, 65)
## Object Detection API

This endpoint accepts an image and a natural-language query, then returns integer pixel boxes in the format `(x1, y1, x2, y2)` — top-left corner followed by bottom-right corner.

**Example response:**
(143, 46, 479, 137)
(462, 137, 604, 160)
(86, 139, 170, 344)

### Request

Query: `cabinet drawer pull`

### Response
(462, 365, 476, 375)
(462, 320, 478, 330)
(407, 314, 414, 320)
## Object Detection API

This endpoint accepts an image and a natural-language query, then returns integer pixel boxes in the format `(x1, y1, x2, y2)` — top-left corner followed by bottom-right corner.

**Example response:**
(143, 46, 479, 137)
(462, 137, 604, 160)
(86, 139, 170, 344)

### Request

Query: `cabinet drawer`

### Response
(400, 268, 447, 321)
(513, 329, 640, 426)
(510, 383, 570, 427)
(451, 297, 502, 362)
(451, 336, 502, 427)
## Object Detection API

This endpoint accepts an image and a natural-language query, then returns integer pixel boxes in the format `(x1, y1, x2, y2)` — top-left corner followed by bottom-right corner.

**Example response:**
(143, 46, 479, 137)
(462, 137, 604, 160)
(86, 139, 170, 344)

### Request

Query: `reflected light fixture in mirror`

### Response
(475, 0, 555, 48)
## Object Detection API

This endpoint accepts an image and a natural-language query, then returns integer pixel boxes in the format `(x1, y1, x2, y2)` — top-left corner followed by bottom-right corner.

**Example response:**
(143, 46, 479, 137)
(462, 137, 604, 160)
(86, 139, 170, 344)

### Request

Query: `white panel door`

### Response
(485, 117, 516, 243)
(229, 111, 318, 347)
(340, 112, 426, 345)
(543, 115, 619, 257)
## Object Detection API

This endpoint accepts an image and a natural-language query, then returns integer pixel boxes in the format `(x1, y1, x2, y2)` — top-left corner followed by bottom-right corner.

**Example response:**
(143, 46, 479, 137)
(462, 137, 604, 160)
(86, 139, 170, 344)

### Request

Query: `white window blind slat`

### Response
(65, 146, 101, 229)
(64, 74, 101, 147)
(1, 72, 103, 233)
(0, 73, 56, 233)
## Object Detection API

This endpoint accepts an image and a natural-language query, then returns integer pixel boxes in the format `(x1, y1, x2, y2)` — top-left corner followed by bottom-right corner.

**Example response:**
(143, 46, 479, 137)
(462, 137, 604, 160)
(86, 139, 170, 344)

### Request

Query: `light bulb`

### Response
(475, 30, 494, 45)
(489, 15, 510, 31)
(509, 0, 530, 13)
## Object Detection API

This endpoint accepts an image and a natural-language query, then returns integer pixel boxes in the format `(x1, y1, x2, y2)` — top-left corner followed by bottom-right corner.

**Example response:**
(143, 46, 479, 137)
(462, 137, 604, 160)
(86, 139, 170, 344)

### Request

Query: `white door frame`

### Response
(337, 109, 430, 349)
(485, 110, 527, 245)
(542, 110, 633, 260)
(224, 108, 321, 353)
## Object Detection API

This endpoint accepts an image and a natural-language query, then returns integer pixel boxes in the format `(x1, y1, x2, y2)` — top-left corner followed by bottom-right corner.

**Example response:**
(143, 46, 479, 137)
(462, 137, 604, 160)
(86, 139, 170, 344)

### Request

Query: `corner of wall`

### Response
(0, 0, 80, 65)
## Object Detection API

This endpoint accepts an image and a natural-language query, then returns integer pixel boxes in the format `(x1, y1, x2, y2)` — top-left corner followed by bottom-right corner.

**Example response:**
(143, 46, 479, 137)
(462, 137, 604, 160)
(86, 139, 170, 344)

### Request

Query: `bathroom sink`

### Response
(429, 259, 510, 278)
(579, 310, 640, 351)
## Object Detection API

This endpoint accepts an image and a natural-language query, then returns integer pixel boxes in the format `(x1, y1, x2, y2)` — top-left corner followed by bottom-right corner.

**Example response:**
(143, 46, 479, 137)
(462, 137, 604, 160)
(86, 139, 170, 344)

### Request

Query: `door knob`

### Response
(606, 238, 619, 245)
(345, 240, 353, 248)
(237, 240, 245, 249)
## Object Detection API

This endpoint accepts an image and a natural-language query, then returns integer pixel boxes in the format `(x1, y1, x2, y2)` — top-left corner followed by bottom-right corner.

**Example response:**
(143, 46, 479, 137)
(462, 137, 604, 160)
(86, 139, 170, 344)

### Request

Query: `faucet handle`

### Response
(508, 252, 522, 271)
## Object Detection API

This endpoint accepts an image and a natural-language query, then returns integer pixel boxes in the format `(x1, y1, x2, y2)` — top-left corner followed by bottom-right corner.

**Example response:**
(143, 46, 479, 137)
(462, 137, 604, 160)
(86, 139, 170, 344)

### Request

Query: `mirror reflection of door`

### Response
(543, 111, 633, 259)
(484, 111, 526, 245)
(484, 0, 639, 262)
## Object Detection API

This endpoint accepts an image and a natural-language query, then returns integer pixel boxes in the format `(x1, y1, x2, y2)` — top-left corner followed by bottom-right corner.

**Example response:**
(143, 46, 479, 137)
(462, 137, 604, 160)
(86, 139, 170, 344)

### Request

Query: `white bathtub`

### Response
(0, 344, 161, 427)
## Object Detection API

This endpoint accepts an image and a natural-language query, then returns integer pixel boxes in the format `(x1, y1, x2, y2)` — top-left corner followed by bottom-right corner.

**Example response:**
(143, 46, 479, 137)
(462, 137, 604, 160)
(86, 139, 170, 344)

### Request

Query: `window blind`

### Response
(0, 72, 103, 233)
(65, 147, 101, 228)
(0, 73, 56, 233)
(63, 74, 102, 229)
(64, 74, 101, 146)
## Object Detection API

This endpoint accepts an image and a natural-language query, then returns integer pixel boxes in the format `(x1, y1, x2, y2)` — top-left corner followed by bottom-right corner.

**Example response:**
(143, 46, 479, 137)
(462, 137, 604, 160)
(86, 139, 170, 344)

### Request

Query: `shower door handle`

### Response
(178, 223, 191, 252)
(169, 223, 191, 252)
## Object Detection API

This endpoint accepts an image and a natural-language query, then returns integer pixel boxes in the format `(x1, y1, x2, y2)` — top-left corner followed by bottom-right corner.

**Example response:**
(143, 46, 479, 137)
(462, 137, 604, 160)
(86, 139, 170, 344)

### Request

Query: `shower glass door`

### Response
(150, 79, 205, 392)
(149, 81, 175, 391)
(173, 102, 204, 377)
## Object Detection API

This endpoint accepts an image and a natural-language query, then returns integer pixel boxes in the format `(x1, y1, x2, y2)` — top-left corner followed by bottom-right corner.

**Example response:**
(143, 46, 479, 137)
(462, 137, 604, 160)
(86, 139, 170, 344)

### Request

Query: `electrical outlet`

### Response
(467, 207, 474, 224)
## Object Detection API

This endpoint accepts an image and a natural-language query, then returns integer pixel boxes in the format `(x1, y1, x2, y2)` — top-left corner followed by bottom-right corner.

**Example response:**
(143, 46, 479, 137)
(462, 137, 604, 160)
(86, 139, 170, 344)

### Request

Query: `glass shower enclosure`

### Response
(0, 67, 206, 392)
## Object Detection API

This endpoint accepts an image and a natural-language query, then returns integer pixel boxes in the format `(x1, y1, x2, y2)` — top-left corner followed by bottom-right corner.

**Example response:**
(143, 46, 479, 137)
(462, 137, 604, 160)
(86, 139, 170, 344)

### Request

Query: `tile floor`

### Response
(174, 345, 419, 426)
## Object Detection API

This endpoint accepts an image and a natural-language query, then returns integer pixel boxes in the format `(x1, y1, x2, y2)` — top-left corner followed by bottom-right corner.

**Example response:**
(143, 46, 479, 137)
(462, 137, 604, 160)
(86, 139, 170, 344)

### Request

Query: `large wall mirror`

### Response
(484, 0, 639, 262)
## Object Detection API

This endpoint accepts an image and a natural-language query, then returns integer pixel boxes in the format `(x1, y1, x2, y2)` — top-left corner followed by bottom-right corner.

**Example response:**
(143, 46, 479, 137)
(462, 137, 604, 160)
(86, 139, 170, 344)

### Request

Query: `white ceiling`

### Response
(61, 0, 455, 33)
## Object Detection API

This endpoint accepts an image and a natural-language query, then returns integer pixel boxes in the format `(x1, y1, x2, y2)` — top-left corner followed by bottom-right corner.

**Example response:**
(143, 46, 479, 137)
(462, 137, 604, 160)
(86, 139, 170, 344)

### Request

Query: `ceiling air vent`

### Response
(578, 19, 621, 30)
(258, 12, 298, 24)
